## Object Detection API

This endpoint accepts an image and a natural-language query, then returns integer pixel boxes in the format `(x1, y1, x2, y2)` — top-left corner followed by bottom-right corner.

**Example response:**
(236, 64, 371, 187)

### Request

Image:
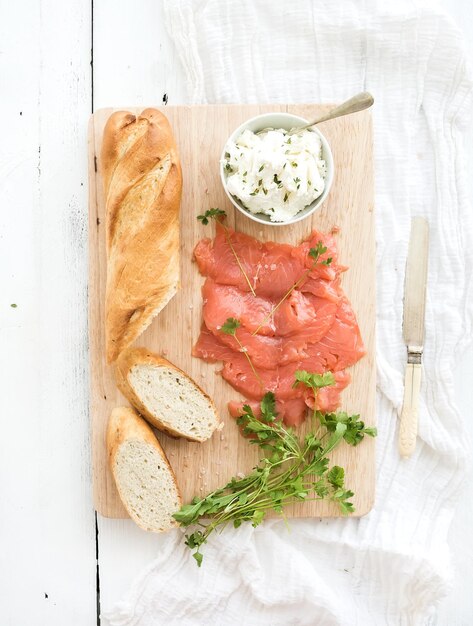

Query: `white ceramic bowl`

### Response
(220, 112, 334, 226)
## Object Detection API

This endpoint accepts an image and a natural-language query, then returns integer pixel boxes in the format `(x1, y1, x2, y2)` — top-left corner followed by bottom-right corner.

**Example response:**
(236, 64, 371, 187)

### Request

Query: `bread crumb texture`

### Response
(129, 364, 218, 441)
(115, 439, 180, 532)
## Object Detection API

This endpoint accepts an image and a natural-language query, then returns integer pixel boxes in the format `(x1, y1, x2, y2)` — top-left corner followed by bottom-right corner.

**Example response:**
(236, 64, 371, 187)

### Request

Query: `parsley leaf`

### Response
(220, 317, 241, 336)
(197, 208, 227, 225)
(260, 392, 277, 423)
(327, 466, 345, 488)
(293, 370, 335, 390)
(308, 241, 328, 262)
(317, 411, 377, 446)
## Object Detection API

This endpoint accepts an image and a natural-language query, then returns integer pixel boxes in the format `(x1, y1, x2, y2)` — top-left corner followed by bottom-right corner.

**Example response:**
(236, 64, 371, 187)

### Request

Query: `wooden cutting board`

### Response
(88, 104, 375, 519)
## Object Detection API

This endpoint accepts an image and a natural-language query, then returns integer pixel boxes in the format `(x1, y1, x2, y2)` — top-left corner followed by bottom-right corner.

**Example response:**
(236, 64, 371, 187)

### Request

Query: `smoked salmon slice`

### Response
(194, 223, 340, 298)
(193, 225, 365, 426)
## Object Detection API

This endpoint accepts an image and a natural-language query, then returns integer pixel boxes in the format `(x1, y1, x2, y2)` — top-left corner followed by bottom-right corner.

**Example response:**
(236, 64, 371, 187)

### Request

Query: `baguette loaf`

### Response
(101, 108, 182, 363)
(115, 347, 220, 442)
(107, 406, 182, 532)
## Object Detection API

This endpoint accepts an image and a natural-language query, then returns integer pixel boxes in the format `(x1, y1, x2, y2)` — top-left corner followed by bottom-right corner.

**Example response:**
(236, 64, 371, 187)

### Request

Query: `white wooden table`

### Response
(0, 1, 472, 624)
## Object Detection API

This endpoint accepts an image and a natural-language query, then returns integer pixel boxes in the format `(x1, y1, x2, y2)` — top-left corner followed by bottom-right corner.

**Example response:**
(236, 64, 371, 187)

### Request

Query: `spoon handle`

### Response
(302, 92, 374, 129)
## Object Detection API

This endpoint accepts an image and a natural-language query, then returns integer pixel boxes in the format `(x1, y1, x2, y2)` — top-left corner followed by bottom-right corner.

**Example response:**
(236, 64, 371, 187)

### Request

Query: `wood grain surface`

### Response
(89, 104, 376, 520)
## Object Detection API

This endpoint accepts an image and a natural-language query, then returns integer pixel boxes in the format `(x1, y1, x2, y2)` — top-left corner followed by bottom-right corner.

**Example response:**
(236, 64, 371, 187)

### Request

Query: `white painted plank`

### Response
(0, 0, 96, 624)
(98, 518, 169, 606)
(93, 0, 187, 110)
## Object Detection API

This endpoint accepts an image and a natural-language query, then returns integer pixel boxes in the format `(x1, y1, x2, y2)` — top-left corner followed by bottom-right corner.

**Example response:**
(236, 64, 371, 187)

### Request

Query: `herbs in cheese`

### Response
(223, 128, 326, 222)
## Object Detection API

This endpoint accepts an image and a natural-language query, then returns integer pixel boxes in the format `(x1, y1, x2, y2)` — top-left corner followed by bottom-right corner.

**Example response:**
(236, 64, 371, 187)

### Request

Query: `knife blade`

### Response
(399, 217, 429, 457)
(403, 217, 429, 352)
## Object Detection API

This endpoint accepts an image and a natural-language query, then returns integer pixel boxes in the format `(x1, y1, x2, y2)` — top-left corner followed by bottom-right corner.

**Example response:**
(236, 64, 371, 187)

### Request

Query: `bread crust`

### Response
(101, 108, 182, 363)
(115, 347, 220, 442)
(106, 406, 182, 531)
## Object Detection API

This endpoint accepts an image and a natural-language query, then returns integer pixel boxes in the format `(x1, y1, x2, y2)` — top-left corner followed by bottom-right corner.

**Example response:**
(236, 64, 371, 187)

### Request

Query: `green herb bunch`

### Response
(173, 372, 376, 566)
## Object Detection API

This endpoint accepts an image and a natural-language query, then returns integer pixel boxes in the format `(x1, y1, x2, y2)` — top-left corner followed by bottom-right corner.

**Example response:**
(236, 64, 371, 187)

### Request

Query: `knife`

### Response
(399, 217, 429, 458)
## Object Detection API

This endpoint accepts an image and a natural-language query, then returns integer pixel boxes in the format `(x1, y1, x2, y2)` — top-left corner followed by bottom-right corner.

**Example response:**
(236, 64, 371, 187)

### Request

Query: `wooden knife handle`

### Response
(399, 363, 422, 457)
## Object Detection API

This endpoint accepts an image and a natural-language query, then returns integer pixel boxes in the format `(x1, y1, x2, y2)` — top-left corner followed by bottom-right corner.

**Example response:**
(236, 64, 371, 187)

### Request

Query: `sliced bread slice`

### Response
(107, 406, 182, 532)
(115, 347, 220, 442)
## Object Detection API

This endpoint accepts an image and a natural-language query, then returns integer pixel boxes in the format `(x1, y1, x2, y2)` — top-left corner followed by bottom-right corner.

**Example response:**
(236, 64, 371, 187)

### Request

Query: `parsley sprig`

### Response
(197, 208, 226, 225)
(221, 318, 263, 386)
(252, 241, 332, 335)
(293, 371, 377, 442)
(197, 209, 256, 296)
(174, 373, 377, 566)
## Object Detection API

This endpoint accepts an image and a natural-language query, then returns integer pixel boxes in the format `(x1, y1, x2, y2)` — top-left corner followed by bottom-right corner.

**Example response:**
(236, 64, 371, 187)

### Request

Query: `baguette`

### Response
(107, 406, 182, 532)
(115, 347, 220, 442)
(101, 108, 182, 363)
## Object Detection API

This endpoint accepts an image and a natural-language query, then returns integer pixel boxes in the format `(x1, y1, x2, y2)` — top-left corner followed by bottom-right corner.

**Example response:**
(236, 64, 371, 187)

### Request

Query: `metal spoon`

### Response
(256, 92, 374, 136)
(289, 91, 374, 133)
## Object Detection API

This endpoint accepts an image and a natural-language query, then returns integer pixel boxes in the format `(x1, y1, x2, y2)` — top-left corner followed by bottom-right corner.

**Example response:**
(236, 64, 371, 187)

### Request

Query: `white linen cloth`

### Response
(104, 1, 473, 624)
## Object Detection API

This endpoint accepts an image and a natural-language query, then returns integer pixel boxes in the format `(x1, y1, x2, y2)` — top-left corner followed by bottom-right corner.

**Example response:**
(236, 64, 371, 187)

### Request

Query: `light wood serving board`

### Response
(89, 104, 375, 519)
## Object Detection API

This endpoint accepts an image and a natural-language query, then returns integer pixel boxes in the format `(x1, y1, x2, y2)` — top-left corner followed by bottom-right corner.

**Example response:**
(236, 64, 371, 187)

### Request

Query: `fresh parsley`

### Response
(221, 317, 241, 335)
(197, 208, 226, 225)
(308, 242, 327, 262)
(294, 369, 377, 444)
(174, 377, 376, 566)
(317, 410, 377, 446)
(293, 370, 335, 390)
